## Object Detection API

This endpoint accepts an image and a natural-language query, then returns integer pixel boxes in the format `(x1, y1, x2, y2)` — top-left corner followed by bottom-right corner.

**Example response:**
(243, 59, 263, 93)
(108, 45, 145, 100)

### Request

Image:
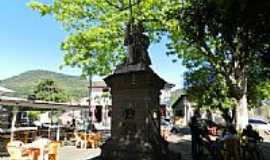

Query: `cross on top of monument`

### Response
(107, 0, 152, 73)
(124, 0, 151, 66)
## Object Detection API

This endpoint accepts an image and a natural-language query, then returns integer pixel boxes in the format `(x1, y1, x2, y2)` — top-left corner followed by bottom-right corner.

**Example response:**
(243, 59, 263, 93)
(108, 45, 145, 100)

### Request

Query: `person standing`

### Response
(206, 109, 213, 122)
(190, 110, 201, 160)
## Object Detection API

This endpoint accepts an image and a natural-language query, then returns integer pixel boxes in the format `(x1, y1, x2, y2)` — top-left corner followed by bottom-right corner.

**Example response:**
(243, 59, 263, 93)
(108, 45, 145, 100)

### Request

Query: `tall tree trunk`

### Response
(236, 65, 249, 129)
(235, 93, 249, 129)
(228, 57, 249, 129)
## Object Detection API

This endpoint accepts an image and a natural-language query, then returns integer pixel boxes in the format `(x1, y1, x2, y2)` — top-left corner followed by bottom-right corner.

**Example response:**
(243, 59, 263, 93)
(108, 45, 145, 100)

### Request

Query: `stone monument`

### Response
(101, 22, 178, 160)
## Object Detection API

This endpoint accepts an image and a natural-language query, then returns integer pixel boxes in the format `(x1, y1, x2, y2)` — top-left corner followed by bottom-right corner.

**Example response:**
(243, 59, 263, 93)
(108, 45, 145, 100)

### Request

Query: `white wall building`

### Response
(72, 81, 112, 130)
(160, 83, 175, 119)
(172, 95, 193, 126)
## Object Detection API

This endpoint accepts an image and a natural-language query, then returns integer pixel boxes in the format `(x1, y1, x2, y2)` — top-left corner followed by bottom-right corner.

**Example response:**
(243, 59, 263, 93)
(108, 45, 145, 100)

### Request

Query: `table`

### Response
(78, 132, 100, 148)
(23, 147, 40, 160)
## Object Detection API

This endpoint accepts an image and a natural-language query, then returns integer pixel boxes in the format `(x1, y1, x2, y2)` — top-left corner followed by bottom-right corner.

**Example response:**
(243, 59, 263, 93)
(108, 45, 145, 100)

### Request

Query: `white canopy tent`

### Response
(0, 96, 88, 142)
(0, 86, 14, 96)
(0, 96, 88, 110)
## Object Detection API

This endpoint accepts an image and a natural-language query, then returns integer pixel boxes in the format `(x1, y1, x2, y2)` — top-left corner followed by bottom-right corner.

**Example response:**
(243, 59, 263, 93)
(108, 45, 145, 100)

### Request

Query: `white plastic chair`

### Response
(6, 141, 31, 160)
(31, 138, 50, 160)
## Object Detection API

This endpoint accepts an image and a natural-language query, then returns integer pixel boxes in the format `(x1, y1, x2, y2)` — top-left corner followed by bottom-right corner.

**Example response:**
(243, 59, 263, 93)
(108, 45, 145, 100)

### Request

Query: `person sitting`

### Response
(71, 119, 76, 130)
(220, 125, 238, 141)
(90, 123, 97, 133)
(242, 124, 263, 143)
(220, 125, 240, 160)
(207, 121, 218, 136)
(241, 124, 263, 159)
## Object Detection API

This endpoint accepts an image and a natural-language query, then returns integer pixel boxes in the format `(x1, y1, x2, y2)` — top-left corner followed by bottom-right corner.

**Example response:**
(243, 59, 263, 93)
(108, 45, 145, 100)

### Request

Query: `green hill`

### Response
(0, 70, 89, 99)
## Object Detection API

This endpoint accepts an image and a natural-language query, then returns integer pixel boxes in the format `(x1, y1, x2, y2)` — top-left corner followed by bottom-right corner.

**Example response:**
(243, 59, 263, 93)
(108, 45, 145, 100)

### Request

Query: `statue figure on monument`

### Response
(124, 21, 151, 66)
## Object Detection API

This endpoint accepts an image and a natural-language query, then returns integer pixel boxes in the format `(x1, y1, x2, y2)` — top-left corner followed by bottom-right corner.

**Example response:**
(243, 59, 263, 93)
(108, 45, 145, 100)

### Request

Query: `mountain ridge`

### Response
(0, 70, 89, 99)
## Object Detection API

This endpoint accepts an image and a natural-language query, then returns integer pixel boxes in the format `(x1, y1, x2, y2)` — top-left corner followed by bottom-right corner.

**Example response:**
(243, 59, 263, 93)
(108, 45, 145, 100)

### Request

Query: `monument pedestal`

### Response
(101, 66, 174, 160)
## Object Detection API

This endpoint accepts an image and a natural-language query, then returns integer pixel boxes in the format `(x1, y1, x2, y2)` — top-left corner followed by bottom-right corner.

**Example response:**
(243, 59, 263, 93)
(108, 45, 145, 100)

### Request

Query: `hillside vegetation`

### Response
(0, 70, 89, 99)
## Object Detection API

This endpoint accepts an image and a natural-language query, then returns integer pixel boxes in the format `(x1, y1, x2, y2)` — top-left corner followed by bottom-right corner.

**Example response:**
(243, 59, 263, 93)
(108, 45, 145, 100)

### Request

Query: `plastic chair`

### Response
(74, 132, 84, 148)
(93, 133, 102, 148)
(32, 138, 50, 160)
(48, 141, 60, 160)
(6, 141, 31, 160)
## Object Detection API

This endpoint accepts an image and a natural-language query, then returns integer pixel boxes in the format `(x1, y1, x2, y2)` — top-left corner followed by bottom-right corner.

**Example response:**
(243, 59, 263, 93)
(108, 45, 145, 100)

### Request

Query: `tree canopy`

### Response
(30, 79, 70, 102)
(184, 65, 234, 110)
(29, 0, 270, 128)
(171, 0, 270, 127)
(28, 0, 180, 76)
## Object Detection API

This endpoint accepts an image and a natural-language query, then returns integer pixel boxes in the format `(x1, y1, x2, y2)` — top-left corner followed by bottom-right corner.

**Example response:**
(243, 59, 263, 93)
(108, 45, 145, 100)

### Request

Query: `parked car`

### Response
(170, 126, 191, 135)
(248, 118, 270, 134)
(161, 119, 173, 131)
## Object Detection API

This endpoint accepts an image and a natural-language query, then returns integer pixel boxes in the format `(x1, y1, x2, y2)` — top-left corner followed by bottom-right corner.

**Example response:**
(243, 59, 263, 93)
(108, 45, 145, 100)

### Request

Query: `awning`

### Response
(0, 127, 38, 134)
(0, 86, 14, 95)
(0, 96, 89, 110)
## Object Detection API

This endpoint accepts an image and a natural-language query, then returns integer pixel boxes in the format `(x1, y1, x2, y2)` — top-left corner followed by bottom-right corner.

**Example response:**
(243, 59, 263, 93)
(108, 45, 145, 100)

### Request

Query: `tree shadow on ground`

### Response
(86, 129, 270, 160)
(168, 139, 192, 160)
(260, 141, 270, 159)
(167, 136, 270, 160)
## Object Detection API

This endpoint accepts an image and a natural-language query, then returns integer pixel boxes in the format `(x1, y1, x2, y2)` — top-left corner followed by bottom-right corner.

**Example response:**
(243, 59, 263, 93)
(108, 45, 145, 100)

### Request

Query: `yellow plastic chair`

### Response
(93, 133, 102, 148)
(73, 132, 84, 148)
(48, 141, 60, 160)
(87, 134, 96, 148)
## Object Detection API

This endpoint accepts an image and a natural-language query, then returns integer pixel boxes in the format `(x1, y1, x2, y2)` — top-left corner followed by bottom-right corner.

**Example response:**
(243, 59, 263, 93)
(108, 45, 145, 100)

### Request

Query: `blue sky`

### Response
(0, 0, 186, 88)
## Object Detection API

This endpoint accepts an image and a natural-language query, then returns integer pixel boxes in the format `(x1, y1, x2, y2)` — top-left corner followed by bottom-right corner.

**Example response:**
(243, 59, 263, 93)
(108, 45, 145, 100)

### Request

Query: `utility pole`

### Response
(89, 75, 92, 112)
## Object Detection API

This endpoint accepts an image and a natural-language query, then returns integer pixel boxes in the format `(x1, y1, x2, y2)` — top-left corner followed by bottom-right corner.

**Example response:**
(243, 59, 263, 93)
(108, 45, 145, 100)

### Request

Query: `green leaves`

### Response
(171, 0, 270, 111)
(28, 1, 52, 16)
(32, 79, 70, 102)
(185, 65, 233, 109)
(248, 79, 270, 107)
(28, 0, 181, 76)
(60, 25, 125, 76)
(28, 111, 41, 121)
(28, 0, 270, 112)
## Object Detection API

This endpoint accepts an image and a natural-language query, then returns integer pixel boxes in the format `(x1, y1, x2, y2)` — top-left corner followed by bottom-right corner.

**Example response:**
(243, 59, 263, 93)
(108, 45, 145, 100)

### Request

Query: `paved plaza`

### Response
(167, 134, 270, 160)
(58, 146, 101, 160)
(1, 133, 270, 160)
(0, 146, 101, 160)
